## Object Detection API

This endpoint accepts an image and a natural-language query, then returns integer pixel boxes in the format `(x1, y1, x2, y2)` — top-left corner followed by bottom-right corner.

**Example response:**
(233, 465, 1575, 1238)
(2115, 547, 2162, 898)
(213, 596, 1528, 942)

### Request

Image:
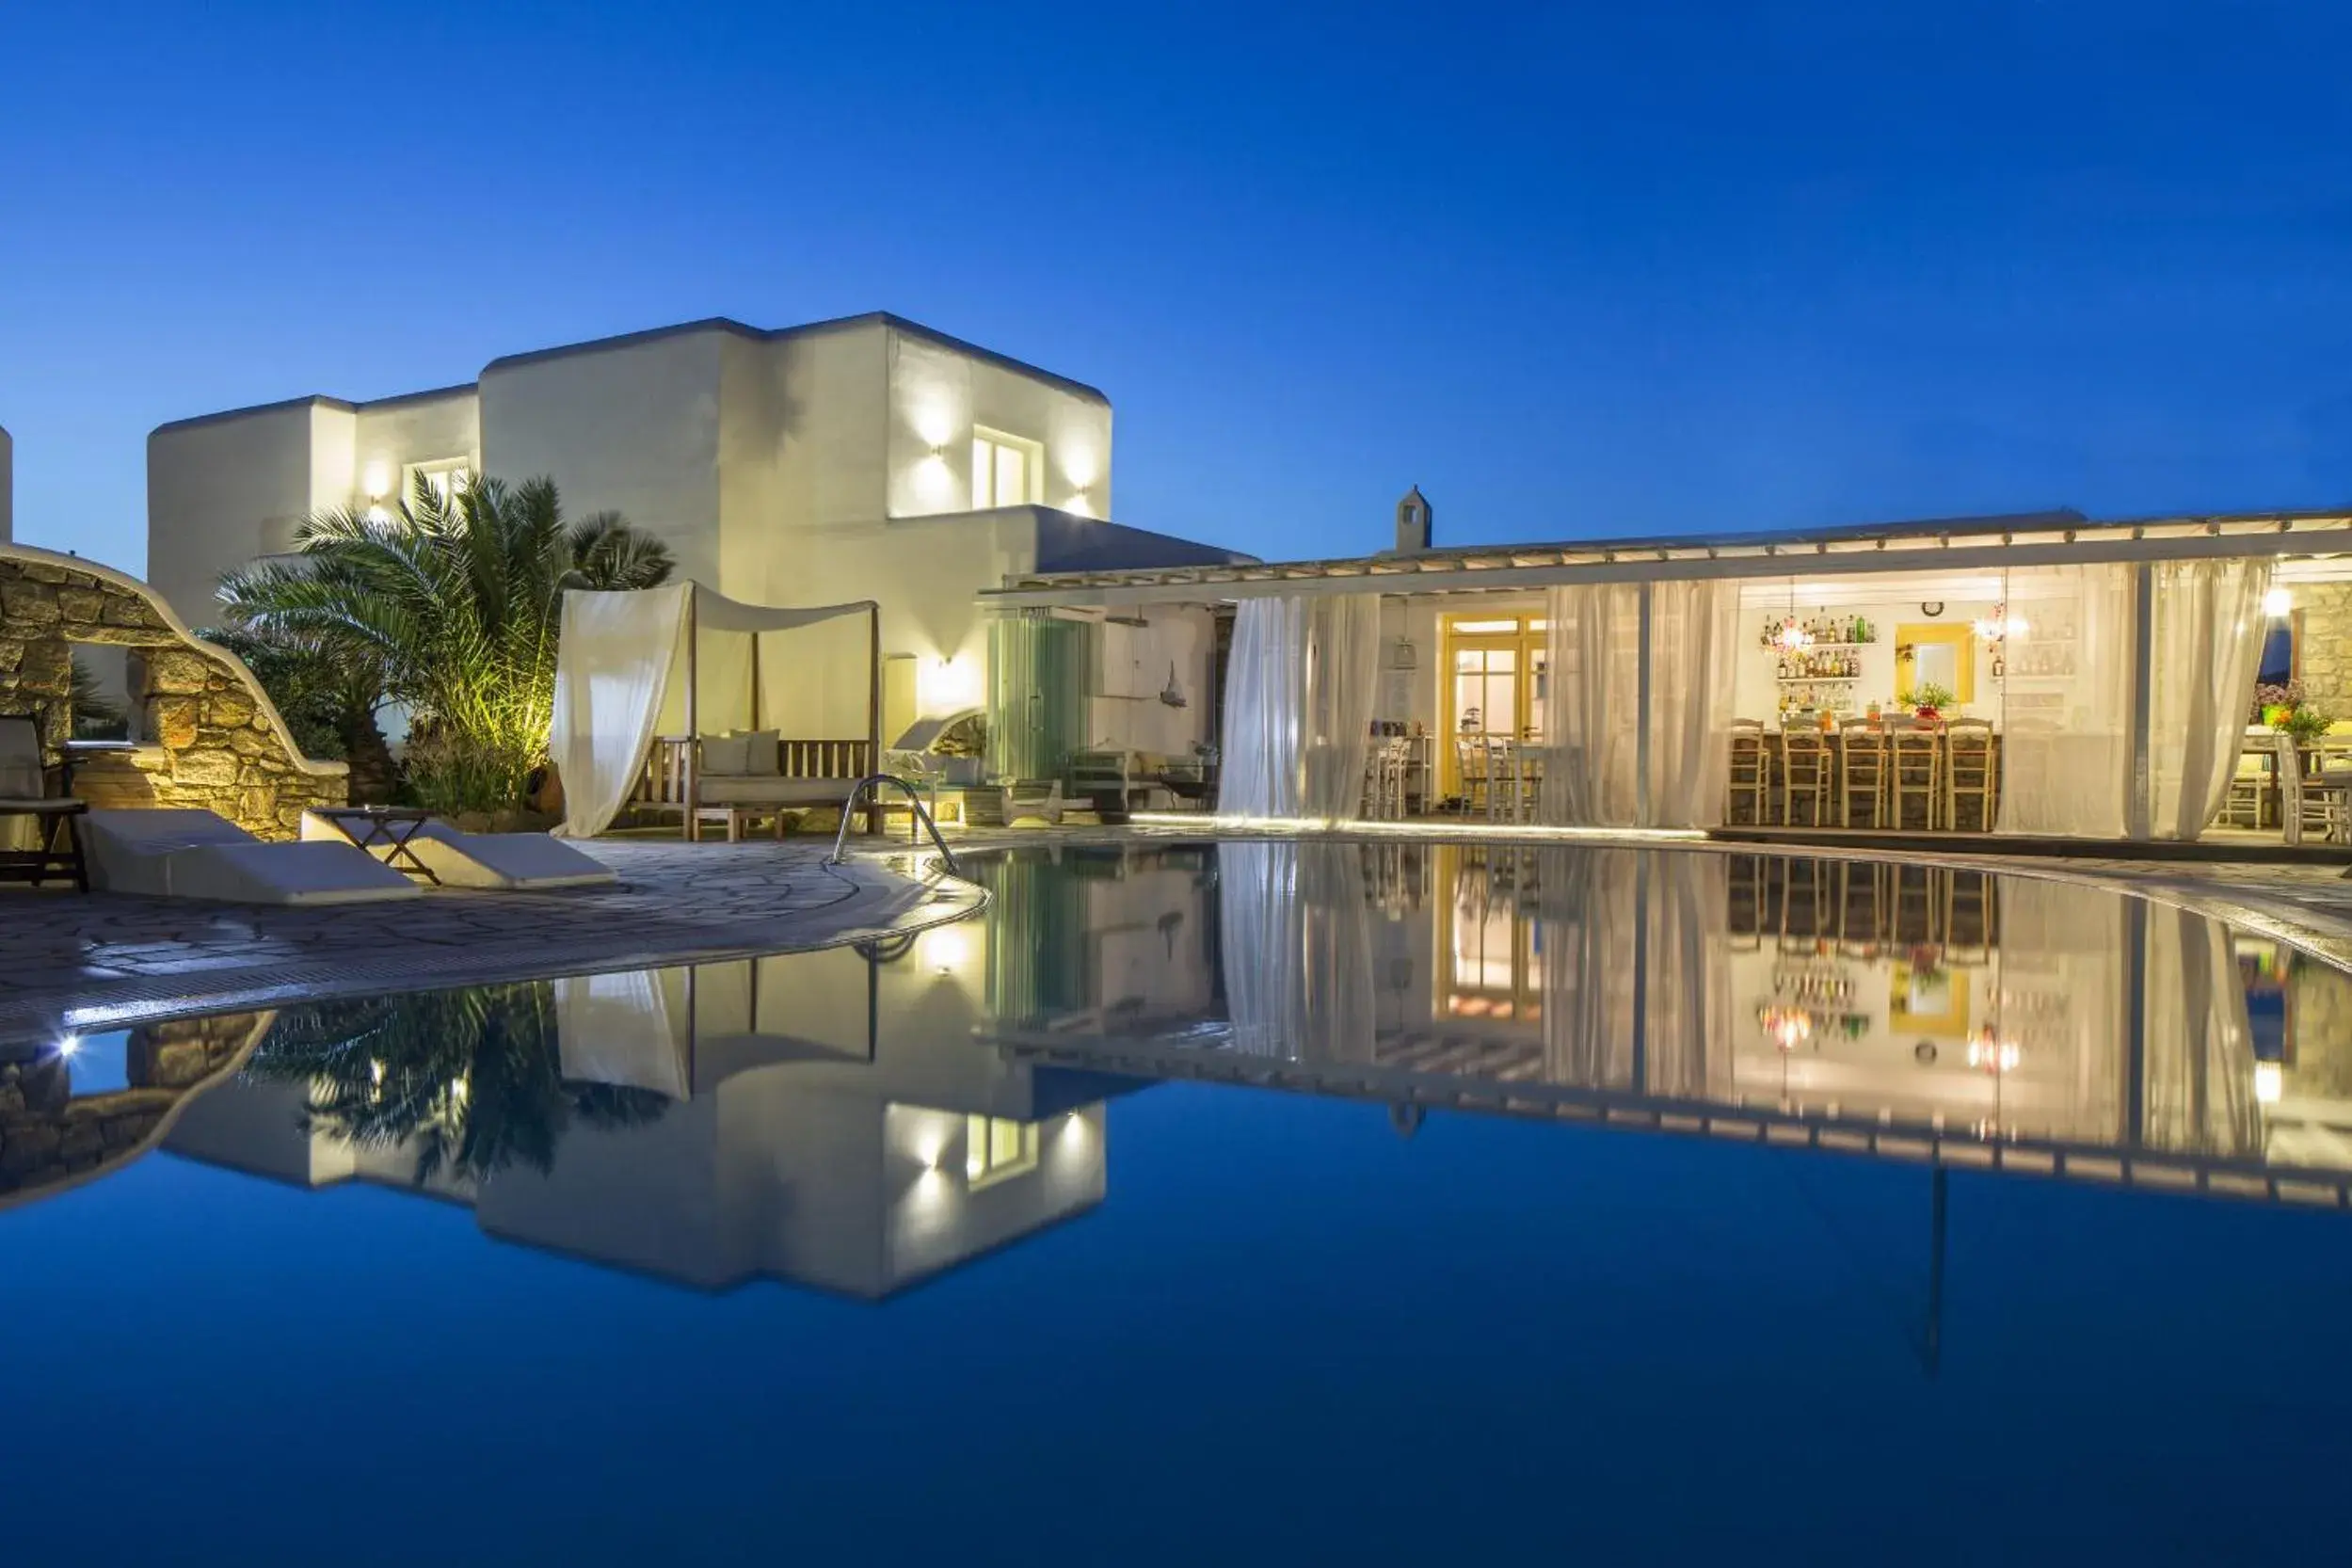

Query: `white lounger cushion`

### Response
(299, 812, 615, 890)
(83, 809, 421, 905)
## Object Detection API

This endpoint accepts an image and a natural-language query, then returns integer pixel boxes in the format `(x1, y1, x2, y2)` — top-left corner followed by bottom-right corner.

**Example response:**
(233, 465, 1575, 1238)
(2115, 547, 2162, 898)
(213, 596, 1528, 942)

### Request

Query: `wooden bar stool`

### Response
(1944, 719, 1996, 832)
(1837, 720, 1890, 828)
(1780, 728, 1834, 827)
(1888, 726, 1944, 831)
(1726, 721, 1768, 825)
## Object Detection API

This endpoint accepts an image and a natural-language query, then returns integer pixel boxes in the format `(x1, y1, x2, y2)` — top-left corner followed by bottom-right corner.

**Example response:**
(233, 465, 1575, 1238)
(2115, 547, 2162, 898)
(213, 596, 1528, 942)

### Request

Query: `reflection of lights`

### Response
(916, 652, 984, 712)
(53, 1034, 82, 1060)
(1761, 1006, 1814, 1051)
(1965, 1029, 2020, 1074)
(449, 1076, 470, 1106)
(925, 925, 972, 977)
(362, 461, 391, 500)
(369, 1058, 385, 1085)
(2255, 1062, 2284, 1104)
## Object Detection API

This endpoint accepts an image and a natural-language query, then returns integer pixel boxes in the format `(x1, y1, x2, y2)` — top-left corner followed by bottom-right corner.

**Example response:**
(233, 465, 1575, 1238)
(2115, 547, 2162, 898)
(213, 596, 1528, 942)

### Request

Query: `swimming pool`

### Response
(5, 841, 2348, 1563)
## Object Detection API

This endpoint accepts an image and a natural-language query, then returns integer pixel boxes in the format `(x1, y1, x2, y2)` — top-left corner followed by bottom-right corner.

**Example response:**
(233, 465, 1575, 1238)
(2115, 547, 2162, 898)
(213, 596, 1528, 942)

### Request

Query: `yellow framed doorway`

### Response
(1440, 611, 1548, 795)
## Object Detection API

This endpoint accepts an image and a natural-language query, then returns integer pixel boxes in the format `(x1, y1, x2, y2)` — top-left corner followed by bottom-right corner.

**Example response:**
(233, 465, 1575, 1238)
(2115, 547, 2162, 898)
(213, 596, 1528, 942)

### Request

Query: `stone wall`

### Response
(0, 548, 345, 837)
(0, 1011, 272, 1207)
(2290, 584, 2352, 719)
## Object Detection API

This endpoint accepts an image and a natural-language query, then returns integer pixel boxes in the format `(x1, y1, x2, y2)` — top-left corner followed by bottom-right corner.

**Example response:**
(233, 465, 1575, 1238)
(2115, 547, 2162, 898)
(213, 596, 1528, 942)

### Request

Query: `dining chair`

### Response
(1836, 719, 1889, 828)
(1944, 718, 1997, 832)
(1725, 721, 1768, 826)
(1888, 725, 1944, 831)
(1454, 737, 1487, 817)
(1780, 729, 1834, 828)
(2220, 743, 2265, 830)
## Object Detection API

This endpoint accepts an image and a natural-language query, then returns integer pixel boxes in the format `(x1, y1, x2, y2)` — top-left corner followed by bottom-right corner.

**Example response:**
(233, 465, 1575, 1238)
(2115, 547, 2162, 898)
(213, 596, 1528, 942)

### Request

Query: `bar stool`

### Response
(1836, 719, 1889, 828)
(1726, 721, 1768, 825)
(1780, 728, 1834, 827)
(1944, 719, 1996, 832)
(1888, 725, 1944, 831)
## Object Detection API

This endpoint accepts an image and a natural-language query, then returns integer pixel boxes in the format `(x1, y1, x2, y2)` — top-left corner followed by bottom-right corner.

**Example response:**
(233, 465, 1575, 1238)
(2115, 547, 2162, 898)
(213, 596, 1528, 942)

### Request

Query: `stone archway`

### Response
(0, 545, 345, 838)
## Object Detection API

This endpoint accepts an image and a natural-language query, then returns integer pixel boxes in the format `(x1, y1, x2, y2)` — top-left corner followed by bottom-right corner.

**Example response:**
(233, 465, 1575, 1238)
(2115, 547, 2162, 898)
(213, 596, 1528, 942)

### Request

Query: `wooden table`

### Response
(311, 806, 442, 882)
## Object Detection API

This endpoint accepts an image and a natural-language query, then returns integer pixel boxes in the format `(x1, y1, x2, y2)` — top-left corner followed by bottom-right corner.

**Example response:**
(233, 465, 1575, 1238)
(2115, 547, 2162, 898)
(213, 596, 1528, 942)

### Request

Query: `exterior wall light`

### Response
(361, 461, 392, 501)
(2264, 586, 2293, 618)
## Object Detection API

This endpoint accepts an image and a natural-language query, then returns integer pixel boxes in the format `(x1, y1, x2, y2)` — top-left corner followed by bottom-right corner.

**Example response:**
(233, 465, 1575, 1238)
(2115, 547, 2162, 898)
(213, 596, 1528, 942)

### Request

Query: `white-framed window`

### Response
(970, 426, 1042, 510)
(964, 1114, 1039, 1190)
(403, 457, 472, 508)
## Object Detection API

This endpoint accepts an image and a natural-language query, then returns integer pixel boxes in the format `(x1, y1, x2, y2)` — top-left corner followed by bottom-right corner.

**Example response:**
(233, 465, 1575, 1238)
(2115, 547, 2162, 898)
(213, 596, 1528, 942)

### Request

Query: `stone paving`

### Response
(0, 839, 978, 1049)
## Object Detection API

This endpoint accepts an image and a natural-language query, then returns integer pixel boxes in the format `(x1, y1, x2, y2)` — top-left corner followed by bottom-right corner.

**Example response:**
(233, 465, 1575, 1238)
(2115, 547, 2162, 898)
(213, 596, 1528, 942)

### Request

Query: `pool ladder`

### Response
(826, 774, 960, 876)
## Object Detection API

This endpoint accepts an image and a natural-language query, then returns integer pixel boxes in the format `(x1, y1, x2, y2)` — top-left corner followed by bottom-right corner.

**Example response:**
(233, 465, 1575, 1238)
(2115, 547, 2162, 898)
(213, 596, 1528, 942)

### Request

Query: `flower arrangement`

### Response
(2253, 680, 2306, 727)
(1897, 681, 1958, 721)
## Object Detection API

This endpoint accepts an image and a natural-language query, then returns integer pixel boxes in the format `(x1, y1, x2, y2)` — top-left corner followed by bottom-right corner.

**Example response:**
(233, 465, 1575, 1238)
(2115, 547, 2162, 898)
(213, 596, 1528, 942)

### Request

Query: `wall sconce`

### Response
(2264, 586, 2294, 618)
(361, 461, 392, 501)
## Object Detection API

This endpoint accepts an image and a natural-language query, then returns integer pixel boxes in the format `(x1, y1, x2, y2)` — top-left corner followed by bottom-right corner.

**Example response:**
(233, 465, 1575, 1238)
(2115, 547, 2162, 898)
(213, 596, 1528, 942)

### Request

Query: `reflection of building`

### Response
(993, 843, 2352, 1205)
(163, 848, 1219, 1296)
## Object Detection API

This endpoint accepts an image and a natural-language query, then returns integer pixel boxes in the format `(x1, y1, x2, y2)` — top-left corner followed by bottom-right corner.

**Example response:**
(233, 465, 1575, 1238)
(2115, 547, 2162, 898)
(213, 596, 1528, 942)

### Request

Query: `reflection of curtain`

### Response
(2152, 560, 2272, 840)
(1535, 848, 1640, 1088)
(1642, 853, 1733, 1098)
(1996, 565, 2134, 837)
(1647, 582, 1742, 829)
(2141, 904, 2261, 1159)
(554, 968, 692, 1098)
(1219, 596, 1382, 820)
(552, 584, 690, 837)
(1219, 841, 1374, 1059)
(1541, 585, 1641, 825)
(1992, 877, 2129, 1143)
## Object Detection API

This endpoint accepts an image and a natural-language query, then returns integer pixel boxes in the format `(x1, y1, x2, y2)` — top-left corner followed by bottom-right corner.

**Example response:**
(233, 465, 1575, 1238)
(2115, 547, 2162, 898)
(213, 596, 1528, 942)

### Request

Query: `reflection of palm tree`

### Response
(248, 983, 669, 1182)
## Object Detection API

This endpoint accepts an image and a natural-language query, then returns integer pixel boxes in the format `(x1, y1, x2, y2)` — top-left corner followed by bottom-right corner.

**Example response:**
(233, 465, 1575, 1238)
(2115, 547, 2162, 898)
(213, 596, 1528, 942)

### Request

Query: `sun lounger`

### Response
(299, 812, 616, 889)
(82, 808, 421, 905)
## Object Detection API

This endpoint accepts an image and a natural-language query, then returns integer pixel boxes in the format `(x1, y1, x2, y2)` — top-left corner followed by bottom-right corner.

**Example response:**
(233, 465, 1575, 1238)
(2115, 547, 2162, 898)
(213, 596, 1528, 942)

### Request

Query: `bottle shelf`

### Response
(1776, 675, 1860, 683)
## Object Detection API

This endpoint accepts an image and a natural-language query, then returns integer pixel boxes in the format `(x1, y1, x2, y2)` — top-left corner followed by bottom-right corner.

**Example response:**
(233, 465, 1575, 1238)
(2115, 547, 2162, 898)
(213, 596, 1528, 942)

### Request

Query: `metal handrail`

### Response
(826, 774, 960, 875)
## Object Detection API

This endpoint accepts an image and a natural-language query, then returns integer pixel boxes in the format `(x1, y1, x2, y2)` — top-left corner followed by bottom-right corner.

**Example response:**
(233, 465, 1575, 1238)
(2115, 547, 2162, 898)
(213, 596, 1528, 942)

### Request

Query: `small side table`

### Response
(312, 806, 441, 883)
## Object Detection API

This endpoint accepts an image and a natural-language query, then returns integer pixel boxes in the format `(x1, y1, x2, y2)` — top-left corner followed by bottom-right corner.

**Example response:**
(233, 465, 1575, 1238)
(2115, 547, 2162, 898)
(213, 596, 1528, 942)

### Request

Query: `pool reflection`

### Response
(159, 842, 2352, 1304)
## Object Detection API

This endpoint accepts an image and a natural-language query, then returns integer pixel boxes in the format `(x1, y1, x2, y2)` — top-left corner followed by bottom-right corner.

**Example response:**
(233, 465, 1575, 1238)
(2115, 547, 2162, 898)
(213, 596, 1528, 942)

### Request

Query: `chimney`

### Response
(1395, 484, 1431, 553)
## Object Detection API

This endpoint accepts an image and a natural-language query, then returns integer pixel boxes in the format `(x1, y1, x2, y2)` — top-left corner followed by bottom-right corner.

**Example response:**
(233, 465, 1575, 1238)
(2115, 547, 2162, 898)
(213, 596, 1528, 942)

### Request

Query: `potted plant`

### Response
(1899, 681, 1958, 724)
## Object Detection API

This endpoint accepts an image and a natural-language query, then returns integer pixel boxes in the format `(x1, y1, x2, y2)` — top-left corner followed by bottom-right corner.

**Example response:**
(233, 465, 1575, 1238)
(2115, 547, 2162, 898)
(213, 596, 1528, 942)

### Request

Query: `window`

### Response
(402, 457, 472, 509)
(1440, 612, 1550, 792)
(971, 427, 1041, 509)
(965, 1115, 1039, 1190)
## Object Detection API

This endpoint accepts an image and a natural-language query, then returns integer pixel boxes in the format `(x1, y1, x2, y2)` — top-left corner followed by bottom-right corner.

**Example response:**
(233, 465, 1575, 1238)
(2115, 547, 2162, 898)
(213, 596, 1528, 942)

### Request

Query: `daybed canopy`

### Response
(551, 582, 879, 837)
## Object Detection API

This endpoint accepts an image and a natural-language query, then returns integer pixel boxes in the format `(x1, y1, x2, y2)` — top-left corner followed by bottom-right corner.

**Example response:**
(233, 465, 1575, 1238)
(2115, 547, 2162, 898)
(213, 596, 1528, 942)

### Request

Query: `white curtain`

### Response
(1541, 584, 1641, 825)
(1641, 852, 1734, 1097)
(1646, 580, 1742, 829)
(1996, 565, 2135, 837)
(1219, 841, 1375, 1060)
(2140, 904, 2262, 1160)
(1537, 847, 1640, 1088)
(2151, 559, 2272, 840)
(1219, 594, 1382, 820)
(551, 584, 690, 838)
(554, 967, 693, 1099)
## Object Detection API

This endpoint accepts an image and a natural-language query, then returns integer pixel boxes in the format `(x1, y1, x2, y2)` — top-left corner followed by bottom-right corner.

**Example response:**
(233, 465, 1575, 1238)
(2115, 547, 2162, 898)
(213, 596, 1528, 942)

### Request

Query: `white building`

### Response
(0, 421, 13, 542)
(148, 312, 1244, 749)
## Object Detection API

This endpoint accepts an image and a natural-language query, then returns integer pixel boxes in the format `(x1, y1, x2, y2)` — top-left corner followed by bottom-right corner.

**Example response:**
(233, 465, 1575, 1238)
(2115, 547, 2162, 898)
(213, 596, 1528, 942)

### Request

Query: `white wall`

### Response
(354, 387, 479, 507)
(0, 422, 12, 542)
(481, 328, 730, 587)
(884, 325, 1112, 521)
(1088, 605, 1216, 757)
(146, 400, 333, 627)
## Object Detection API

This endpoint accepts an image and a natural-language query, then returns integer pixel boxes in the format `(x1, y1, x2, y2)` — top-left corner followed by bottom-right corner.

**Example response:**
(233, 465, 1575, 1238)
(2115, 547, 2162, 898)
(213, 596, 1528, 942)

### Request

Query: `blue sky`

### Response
(6, 1, 2352, 573)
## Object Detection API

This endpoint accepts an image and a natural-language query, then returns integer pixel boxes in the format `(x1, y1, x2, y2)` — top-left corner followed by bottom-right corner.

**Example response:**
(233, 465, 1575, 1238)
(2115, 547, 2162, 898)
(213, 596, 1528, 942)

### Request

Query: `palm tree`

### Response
(250, 980, 671, 1183)
(218, 472, 674, 812)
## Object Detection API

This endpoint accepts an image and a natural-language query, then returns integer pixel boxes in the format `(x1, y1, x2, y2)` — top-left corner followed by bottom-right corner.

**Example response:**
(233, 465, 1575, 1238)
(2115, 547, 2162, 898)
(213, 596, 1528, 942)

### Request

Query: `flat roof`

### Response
(153, 311, 1107, 437)
(982, 504, 2352, 606)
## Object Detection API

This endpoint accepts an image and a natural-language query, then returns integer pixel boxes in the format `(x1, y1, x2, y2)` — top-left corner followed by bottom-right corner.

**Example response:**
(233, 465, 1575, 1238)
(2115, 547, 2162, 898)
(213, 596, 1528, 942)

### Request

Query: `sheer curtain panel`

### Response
(1219, 595, 1382, 820)
(2151, 560, 2272, 840)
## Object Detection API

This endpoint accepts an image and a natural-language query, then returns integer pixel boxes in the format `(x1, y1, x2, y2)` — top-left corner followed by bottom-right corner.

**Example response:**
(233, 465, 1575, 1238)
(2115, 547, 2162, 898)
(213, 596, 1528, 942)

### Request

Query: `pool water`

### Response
(5, 842, 2349, 1565)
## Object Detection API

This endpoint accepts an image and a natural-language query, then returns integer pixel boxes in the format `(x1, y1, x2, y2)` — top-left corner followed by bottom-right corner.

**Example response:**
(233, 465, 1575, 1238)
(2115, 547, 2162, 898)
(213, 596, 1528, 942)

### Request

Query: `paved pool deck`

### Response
(0, 840, 979, 1048)
(5, 822, 2350, 1050)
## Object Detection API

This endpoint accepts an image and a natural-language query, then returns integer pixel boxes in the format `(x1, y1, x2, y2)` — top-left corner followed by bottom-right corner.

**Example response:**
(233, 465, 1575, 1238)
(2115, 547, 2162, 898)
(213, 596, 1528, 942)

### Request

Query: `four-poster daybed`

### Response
(551, 583, 882, 840)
